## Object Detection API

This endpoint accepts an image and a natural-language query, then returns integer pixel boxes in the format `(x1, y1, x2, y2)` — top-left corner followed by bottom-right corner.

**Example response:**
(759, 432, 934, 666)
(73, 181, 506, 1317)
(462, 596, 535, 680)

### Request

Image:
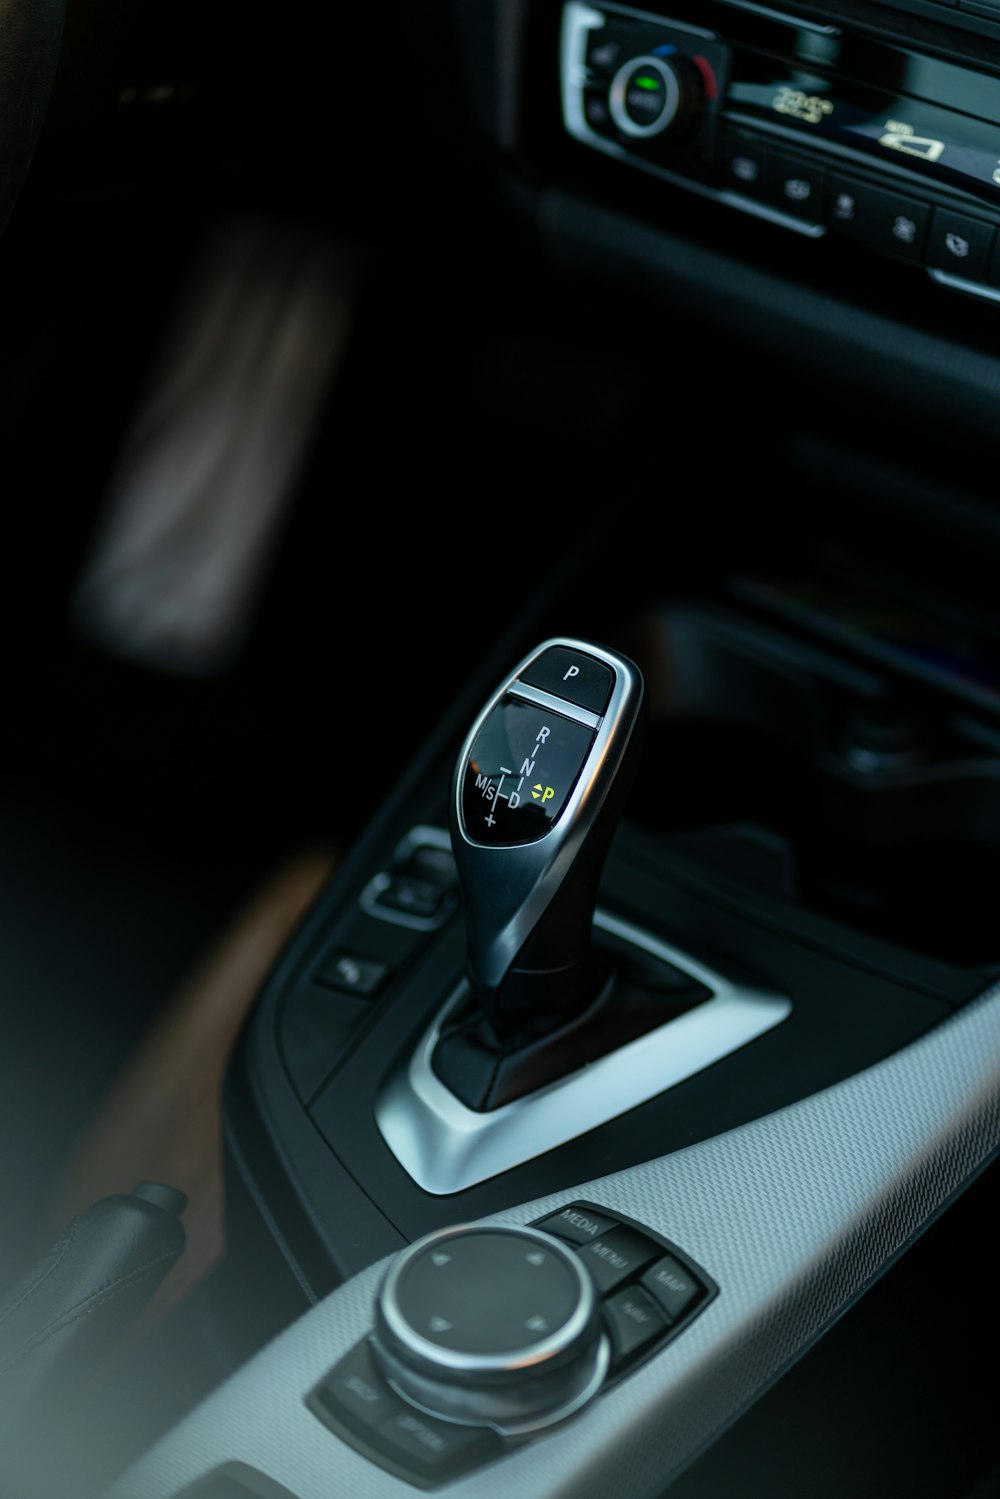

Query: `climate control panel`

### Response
(561, 0, 1000, 304)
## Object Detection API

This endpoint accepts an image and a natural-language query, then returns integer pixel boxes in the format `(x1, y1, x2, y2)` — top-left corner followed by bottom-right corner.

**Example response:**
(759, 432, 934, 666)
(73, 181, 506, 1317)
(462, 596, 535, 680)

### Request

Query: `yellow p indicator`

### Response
(532, 784, 555, 803)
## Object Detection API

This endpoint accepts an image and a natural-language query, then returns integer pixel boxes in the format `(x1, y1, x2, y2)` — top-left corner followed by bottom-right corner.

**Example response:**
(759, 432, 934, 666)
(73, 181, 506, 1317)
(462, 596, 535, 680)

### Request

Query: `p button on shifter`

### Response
(519, 645, 615, 714)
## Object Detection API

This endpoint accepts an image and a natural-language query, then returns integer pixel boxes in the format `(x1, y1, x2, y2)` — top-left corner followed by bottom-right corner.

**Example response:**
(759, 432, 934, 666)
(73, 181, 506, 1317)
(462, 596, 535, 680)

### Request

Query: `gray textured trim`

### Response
(106, 975, 1000, 1499)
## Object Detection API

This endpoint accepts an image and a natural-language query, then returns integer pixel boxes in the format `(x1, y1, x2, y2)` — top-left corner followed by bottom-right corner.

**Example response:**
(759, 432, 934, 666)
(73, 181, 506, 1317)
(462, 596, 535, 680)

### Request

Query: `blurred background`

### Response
(0, 0, 640, 1293)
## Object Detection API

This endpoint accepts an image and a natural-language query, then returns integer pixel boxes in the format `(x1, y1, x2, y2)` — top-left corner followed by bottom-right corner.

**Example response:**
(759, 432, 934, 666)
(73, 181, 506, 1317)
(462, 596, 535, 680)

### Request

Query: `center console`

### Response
(97, 1, 1000, 1495)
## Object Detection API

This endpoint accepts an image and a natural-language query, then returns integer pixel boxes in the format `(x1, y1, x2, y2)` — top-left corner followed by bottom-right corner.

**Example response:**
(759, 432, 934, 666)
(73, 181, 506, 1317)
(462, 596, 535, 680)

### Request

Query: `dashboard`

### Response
(4, 0, 1000, 1496)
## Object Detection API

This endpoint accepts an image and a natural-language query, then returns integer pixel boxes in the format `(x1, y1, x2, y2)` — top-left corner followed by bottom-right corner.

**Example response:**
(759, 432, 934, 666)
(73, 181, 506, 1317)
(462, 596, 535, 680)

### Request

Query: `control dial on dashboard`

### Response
(372, 1223, 610, 1434)
(607, 52, 704, 140)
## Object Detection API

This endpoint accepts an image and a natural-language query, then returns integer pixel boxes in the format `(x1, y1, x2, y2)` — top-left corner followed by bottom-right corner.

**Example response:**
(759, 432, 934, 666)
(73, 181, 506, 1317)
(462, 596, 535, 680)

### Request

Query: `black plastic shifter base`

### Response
(432, 934, 709, 1111)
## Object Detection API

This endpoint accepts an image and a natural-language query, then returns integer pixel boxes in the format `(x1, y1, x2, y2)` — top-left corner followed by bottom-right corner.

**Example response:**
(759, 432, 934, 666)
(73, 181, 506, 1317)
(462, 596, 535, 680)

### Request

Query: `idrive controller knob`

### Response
(372, 1223, 609, 1434)
(450, 637, 646, 1033)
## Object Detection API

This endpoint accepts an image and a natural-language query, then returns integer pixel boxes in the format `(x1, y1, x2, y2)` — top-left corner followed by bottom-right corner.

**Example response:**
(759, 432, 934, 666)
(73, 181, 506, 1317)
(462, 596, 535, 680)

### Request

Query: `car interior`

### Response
(4, 0, 1000, 1496)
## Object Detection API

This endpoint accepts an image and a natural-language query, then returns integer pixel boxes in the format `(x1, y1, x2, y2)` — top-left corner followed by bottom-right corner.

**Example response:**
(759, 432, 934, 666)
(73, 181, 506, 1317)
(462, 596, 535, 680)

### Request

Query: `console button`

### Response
(316, 1340, 401, 1431)
(315, 951, 390, 997)
(927, 208, 996, 279)
(375, 1407, 496, 1476)
(641, 1254, 703, 1322)
(723, 134, 825, 221)
(583, 87, 614, 134)
(722, 133, 774, 200)
(519, 646, 614, 715)
(603, 1286, 669, 1360)
(536, 1204, 621, 1246)
(586, 29, 628, 75)
(827, 176, 864, 230)
(373, 874, 446, 920)
(827, 178, 930, 259)
(577, 1225, 661, 1292)
(762, 156, 828, 220)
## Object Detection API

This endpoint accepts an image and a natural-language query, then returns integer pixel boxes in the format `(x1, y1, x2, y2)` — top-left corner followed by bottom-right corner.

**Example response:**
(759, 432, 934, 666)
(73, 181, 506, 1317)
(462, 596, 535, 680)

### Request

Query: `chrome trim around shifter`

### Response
(375, 910, 792, 1194)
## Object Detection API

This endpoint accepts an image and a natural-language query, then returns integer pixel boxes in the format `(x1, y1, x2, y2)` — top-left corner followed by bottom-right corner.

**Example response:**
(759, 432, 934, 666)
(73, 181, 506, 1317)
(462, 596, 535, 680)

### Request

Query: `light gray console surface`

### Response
(106, 975, 1000, 1499)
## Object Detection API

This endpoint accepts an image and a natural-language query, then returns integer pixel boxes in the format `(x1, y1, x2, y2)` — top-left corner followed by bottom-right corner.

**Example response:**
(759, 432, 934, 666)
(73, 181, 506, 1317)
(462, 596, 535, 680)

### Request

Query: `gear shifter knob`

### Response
(450, 637, 646, 1035)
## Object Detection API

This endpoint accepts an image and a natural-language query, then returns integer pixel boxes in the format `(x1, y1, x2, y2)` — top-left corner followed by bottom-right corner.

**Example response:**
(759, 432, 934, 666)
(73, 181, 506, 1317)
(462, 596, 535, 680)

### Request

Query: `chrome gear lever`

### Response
(449, 637, 646, 1037)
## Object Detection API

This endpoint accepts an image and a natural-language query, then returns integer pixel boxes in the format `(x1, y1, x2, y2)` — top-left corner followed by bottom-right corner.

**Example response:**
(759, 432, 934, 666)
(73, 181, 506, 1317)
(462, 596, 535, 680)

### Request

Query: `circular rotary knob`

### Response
(372, 1223, 609, 1435)
(608, 54, 704, 141)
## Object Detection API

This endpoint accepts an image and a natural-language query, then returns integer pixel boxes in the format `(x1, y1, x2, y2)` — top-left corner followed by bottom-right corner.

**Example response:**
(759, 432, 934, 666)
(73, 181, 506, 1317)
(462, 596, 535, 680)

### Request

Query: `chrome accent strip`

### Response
(585, 0, 716, 37)
(375, 909, 792, 1195)
(928, 267, 1000, 304)
(509, 679, 602, 729)
(717, 190, 826, 236)
(714, 0, 839, 34)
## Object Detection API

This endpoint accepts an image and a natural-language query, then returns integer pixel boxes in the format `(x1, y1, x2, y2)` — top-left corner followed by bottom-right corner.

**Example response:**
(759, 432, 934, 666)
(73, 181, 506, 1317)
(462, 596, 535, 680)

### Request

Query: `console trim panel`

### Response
(374, 909, 792, 1194)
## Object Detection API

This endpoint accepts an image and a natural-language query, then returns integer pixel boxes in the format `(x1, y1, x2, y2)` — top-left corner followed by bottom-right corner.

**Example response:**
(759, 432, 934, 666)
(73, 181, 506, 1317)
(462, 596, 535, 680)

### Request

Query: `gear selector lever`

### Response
(448, 637, 647, 1040)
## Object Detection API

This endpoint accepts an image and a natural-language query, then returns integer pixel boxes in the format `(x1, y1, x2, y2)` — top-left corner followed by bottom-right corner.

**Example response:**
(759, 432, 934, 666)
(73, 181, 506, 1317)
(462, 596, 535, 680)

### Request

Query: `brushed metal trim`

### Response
(375, 909, 792, 1194)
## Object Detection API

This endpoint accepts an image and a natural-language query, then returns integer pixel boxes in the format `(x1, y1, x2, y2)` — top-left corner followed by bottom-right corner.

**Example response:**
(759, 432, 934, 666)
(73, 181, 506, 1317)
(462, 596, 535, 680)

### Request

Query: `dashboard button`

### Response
(827, 178, 930, 259)
(583, 87, 614, 134)
(762, 156, 828, 220)
(722, 133, 773, 200)
(828, 176, 864, 229)
(928, 208, 996, 279)
(586, 30, 628, 75)
(723, 134, 825, 221)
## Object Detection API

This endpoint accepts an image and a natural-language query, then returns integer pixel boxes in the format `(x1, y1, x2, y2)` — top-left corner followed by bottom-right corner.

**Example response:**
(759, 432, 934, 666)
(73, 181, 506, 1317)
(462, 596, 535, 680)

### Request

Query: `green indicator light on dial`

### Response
(634, 74, 662, 90)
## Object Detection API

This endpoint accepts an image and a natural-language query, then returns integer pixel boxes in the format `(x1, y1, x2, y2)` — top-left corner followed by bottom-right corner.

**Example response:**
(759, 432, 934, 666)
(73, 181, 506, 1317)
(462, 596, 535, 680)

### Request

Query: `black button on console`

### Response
(373, 874, 446, 920)
(315, 951, 390, 997)
(762, 156, 828, 220)
(928, 208, 996, 279)
(316, 1339, 401, 1431)
(641, 1253, 703, 1321)
(604, 1286, 669, 1360)
(583, 87, 614, 133)
(519, 646, 614, 715)
(722, 133, 825, 221)
(586, 29, 628, 74)
(722, 132, 774, 200)
(827, 175, 864, 229)
(577, 1225, 661, 1293)
(827, 178, 930, 259)
(537, 1204, 621, 1246)
(376, 1407, 495, 1476)
(933, 210, 996, 275)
